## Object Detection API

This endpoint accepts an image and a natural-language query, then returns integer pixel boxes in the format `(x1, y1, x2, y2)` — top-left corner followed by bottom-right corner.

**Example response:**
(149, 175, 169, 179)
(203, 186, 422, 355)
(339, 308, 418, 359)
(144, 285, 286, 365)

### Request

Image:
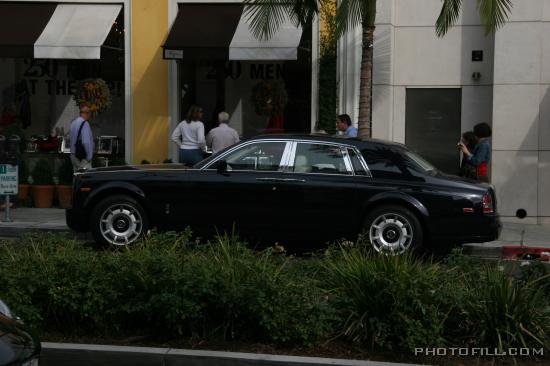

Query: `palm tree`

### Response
(244, 0, 512, 139)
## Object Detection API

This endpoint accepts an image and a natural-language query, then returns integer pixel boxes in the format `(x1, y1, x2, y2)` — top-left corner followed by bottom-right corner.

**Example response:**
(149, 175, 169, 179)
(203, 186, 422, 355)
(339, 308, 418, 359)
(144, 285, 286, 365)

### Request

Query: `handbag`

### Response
(75, 121, 87, 160)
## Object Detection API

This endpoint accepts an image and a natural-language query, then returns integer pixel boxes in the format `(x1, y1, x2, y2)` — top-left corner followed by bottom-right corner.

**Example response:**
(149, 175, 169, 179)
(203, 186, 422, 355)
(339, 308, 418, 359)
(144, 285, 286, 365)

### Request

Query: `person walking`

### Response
(69, 104, 94, 170)
(171, 105, 206, 166)
(459, 122, 492, 182)
(206, 111, 240, 153)
(336, 114, 358, 137)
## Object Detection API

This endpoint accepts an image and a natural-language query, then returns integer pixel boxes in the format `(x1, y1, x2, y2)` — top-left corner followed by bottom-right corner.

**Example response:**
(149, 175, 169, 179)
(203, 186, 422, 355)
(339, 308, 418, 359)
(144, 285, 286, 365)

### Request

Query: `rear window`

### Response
(361, 145, 436, 180)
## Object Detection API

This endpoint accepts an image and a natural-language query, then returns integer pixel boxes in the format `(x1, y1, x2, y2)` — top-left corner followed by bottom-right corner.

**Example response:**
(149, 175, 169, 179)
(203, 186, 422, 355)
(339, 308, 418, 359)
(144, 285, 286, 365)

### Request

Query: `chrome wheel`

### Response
(99, 203, 143, 246)
(369, 213, 414, 254)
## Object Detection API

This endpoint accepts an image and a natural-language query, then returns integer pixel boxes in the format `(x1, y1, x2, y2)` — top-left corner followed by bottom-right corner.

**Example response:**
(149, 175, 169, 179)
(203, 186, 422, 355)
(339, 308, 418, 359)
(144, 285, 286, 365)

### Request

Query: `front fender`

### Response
(83, 181, 146, 209)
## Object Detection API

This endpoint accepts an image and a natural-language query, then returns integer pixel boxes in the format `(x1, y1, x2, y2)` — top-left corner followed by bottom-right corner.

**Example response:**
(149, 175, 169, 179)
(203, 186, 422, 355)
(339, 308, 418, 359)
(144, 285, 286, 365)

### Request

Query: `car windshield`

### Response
(403, 150, 437, 174)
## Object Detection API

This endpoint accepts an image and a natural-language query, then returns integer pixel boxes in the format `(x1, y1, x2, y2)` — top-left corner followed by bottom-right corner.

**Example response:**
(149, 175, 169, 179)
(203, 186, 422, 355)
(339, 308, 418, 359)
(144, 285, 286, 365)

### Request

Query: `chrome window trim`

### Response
(201, 138, 373, 178)
(201, 139, 291, 171)
(341, 147, 353, 174)
(348, 146, 373, 178)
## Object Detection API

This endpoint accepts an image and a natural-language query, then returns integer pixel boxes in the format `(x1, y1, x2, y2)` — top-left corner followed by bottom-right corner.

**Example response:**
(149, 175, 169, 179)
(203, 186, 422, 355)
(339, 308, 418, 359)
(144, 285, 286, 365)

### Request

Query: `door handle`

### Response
(256, 177, 306, 183)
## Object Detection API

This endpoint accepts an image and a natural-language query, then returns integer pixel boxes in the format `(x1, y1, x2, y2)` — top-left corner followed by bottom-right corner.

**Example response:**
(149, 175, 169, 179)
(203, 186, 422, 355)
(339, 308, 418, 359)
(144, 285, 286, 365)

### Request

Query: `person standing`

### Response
(336, 114, 358, 137)
(206, 111, 240, 153)
(458, 131, 478, 180)
(69, 104, 94, 170)
(459, 122, 492, 182)
(171, 105, 206, 166)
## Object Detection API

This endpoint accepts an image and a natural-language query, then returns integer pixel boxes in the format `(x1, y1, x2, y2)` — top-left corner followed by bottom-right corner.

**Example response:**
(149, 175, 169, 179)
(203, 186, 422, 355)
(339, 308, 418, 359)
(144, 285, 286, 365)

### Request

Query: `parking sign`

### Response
(0, 164, 18, 195)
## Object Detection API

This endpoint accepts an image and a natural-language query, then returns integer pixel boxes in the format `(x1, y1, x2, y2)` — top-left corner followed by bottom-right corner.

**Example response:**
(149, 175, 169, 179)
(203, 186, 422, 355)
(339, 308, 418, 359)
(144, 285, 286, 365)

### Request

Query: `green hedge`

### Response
(1, 233, 549, 355)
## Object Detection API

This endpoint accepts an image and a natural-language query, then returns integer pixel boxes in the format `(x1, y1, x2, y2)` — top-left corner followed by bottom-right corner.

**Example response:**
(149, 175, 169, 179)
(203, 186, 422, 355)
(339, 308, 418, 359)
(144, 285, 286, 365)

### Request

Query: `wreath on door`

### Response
(73, 78, 112, 117)
(250, 80, 288, 117)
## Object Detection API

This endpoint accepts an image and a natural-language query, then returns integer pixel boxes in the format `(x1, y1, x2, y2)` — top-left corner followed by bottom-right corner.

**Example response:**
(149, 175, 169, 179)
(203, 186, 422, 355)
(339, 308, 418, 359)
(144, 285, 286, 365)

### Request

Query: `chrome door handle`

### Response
(255, 177, 306, 183)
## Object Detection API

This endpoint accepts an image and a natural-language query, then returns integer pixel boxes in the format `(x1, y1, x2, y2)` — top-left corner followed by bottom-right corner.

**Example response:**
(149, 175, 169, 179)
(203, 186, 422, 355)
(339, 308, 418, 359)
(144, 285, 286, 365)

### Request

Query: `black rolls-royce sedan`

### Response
(66, 135, 500, 254)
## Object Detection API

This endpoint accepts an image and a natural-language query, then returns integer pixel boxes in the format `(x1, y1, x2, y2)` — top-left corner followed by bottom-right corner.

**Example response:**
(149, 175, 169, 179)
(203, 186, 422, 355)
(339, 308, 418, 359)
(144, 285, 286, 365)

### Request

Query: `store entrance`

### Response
(177, 23, 312, 139)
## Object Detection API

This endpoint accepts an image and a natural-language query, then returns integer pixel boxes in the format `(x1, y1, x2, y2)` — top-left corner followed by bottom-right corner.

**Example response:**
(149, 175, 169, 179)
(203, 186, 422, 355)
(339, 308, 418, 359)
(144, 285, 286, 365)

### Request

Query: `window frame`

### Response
(201, 139, 293, 172)
(287, 140, 372, 177)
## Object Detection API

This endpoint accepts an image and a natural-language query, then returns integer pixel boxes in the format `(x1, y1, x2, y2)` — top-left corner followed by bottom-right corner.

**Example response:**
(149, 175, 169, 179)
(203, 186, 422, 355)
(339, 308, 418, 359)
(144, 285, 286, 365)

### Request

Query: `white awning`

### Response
(228, 13, 302, 61)
(34, 4, 122, 59)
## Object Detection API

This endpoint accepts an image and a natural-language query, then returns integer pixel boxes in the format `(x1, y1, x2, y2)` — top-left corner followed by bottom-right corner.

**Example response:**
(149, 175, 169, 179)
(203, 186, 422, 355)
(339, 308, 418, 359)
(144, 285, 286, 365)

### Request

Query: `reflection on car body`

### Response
(0, 299, 41, 366)
(66, 134, 501, 254)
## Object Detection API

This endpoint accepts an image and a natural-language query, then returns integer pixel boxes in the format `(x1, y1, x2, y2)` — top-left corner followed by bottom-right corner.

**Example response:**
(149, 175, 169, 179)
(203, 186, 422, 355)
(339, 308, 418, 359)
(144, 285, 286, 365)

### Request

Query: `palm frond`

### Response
(436, 0, 462, 37)
(336, 0, 375, 38)
(477, 0, 512, 35)
(243, 0, 322, 41)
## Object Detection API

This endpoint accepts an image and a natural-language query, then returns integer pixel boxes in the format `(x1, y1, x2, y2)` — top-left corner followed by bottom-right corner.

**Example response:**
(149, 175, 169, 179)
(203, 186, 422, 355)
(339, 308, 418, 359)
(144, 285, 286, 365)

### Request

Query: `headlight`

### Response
(0, 299, 13, 318)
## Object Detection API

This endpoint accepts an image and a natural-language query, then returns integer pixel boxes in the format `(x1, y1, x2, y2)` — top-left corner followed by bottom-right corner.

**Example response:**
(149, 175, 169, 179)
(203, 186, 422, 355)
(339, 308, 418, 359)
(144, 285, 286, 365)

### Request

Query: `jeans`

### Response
(179, 149, 203, 166)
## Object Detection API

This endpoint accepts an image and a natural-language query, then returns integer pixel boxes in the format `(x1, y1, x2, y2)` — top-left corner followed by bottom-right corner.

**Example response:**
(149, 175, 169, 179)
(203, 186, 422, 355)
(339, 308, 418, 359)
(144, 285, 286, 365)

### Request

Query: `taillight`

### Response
(482, 193, 494, 214)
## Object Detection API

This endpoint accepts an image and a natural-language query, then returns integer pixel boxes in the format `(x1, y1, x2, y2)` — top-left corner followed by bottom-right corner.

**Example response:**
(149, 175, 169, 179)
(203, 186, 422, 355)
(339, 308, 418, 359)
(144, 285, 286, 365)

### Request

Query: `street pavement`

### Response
(1, 208, 550, 256)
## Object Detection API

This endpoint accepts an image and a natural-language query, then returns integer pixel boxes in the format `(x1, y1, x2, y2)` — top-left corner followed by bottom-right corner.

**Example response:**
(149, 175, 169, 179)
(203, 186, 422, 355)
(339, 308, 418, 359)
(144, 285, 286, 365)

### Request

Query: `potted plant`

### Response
(17, 159, 30, 200)
(56, 157, 74, 209)
(31, 158, 55, 208)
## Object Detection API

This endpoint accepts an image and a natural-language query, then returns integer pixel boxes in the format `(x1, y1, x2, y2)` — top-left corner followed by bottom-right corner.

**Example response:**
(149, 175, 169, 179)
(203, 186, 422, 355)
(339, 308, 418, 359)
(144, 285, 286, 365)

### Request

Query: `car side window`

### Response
(224, 142, 286, 171)
(293, 143, 351, 175)
(361, 146, 423, 180)
(348, 148, 368, 176)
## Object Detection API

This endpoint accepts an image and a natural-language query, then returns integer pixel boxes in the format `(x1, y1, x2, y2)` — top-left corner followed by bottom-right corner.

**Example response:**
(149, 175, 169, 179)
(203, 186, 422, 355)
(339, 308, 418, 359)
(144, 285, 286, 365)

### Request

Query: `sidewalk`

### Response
(1, 208, 549, 257)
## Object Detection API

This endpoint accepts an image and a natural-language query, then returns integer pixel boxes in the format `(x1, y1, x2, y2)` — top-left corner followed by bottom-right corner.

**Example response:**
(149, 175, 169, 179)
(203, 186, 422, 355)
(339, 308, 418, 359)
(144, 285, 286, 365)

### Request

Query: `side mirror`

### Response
(216, 160, 228, 175)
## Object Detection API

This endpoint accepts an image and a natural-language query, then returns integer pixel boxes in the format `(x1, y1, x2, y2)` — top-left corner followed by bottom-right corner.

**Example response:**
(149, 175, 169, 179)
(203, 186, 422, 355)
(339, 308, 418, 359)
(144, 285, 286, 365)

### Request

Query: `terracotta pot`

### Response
(56, 185, 73, 209)
(31, 185, 55, 208)
(18, 184, 30, 200)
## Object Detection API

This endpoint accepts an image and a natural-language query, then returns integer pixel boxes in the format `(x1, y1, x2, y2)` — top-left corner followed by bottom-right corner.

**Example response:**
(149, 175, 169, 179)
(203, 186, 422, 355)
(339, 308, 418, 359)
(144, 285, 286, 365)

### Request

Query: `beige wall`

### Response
(131, 0, 169, 163)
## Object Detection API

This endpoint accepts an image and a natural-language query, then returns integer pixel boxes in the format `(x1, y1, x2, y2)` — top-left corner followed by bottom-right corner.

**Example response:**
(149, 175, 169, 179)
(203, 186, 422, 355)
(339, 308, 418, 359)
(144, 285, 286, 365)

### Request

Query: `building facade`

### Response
(338, 0, 550, 224)
(0, 0, 318, 166)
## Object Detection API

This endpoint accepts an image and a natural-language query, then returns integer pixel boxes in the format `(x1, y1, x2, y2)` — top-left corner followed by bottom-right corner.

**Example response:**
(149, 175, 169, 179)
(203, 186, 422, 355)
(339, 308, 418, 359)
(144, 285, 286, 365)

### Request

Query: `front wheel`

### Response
(363, 204, 423, 255)
(90, 195, 149, 247)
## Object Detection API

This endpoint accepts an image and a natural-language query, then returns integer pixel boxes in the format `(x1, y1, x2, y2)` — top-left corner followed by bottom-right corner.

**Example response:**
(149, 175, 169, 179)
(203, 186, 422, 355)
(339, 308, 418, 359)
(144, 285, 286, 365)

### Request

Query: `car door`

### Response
(281, 141, 362, 245)
(175, 140, 294, 242)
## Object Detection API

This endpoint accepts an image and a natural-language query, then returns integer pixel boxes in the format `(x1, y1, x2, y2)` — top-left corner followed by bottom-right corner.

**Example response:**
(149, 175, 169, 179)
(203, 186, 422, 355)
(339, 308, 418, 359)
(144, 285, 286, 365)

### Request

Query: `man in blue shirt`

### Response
(69, 104, 94, 170)
(336, 114, 358, 137)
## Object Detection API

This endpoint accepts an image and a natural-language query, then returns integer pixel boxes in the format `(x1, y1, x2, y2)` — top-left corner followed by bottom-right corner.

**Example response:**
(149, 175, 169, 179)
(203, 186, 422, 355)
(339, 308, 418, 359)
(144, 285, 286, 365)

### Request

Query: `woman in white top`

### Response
(171, 105, 206, 165)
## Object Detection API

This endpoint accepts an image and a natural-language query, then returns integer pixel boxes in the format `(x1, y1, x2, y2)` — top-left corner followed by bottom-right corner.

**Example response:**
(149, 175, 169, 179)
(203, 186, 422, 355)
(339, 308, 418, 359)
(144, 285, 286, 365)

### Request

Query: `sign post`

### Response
(0, 164, 18, 222)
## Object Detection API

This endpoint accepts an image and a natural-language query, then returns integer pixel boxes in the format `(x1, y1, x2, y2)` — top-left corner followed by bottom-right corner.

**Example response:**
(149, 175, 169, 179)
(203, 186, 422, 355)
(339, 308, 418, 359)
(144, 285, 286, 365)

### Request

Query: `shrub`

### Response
(57, 157, 74, 185)
(18, 159, 29, 184)
(459, 267, 550, 351)
(323, 246, 454, 351)
(31, 158, 54, 185)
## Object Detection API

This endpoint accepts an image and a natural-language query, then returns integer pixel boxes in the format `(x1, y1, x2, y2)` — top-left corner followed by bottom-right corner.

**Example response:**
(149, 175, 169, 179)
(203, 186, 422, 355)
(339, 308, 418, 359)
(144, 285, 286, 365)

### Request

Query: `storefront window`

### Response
(0, 11, 125, 167)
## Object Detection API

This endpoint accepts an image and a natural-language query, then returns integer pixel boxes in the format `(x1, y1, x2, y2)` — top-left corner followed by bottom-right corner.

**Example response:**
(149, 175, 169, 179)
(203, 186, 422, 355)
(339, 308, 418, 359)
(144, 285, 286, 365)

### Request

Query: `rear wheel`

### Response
(363, 204, 423, 255)
(90, 195, 148, 247)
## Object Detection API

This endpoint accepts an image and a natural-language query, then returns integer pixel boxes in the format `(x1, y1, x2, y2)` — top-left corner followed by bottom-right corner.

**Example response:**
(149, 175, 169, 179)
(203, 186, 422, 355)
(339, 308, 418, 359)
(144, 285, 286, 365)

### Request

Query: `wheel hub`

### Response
(369, 213, 413, 254)
(99, 204, 143, 246)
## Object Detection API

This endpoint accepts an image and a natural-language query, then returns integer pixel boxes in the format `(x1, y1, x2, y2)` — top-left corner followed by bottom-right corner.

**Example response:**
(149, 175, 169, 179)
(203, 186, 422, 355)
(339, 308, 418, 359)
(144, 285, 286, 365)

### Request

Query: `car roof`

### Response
(248, 134, 407, 149)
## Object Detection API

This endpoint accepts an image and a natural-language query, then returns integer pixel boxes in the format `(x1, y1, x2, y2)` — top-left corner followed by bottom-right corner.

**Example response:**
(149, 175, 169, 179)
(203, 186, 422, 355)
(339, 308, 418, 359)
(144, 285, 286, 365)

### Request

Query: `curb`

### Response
(41, 343, 424, 366)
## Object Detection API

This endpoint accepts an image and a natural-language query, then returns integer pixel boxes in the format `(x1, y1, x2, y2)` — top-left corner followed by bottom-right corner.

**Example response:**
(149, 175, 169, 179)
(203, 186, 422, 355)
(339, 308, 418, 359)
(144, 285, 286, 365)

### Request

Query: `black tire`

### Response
(90, 194, 149, 248)
(363, 204, 423, 255)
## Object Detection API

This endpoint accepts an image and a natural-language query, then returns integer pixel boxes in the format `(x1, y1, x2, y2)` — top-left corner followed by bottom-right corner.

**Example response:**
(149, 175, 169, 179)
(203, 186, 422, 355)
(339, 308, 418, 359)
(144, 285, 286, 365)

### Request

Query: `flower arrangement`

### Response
(250, 80, 288, 117)
(73, 78, 112, 117)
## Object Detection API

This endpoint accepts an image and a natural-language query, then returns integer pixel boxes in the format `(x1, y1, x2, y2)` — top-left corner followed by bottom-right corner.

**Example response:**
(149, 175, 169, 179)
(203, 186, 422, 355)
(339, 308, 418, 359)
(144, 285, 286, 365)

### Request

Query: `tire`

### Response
(363, 204, 423, 255)
(90, 195, 149, 248)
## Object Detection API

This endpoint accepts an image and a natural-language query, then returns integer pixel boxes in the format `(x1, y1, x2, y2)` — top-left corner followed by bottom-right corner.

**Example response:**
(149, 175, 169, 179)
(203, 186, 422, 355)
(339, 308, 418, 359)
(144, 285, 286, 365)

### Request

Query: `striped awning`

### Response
(163, 4, 303, 61)
(0, 3, 121, 59)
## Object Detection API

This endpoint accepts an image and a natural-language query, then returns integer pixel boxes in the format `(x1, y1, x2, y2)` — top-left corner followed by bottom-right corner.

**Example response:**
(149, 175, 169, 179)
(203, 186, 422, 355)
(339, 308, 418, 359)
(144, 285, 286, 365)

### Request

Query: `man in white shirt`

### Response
(206, 111, 240, 153)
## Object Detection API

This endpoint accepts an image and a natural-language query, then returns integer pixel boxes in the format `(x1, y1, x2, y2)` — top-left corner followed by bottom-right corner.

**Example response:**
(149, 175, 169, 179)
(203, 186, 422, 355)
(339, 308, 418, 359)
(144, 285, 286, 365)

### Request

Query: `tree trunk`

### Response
(357, 25, 375, 139)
